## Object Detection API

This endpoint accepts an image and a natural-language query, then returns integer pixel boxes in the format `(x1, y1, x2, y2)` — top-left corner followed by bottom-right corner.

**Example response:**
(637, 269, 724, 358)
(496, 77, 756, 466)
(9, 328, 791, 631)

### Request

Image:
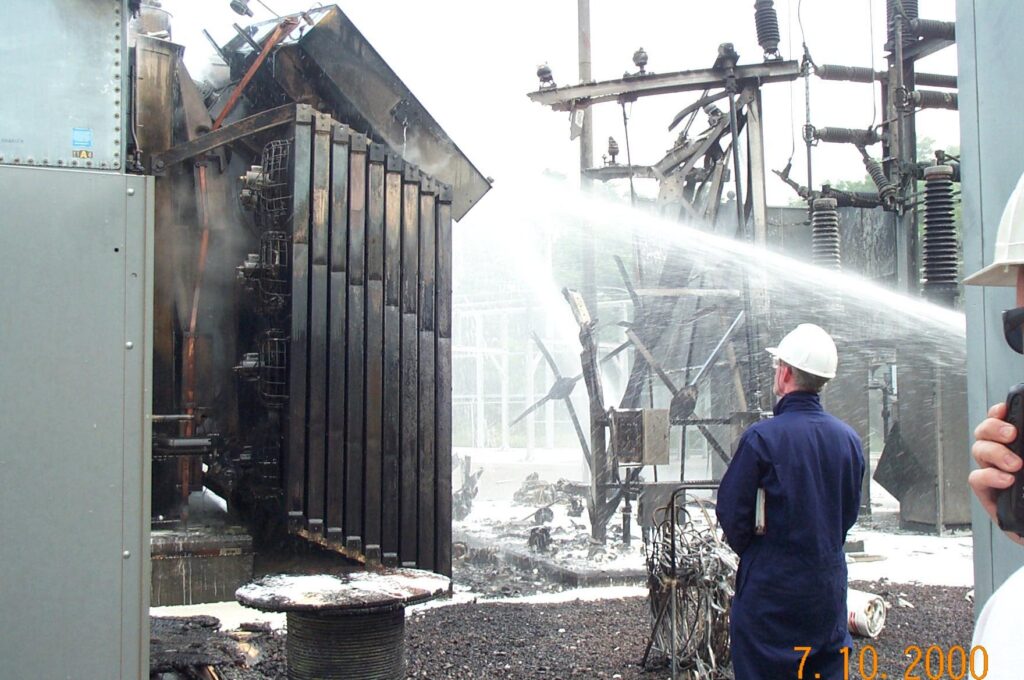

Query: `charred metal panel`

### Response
(880, 353, 970, 528)
(307, 112, 332, 535)
(435, 186, 454, 572)
(345, 134, 368, 551)
(279, 6, 490, 220)
(287, 110, 313, 525)
(418, 179, 438, 571)
(400, 167, 421, 566)
(278, 106, 451, 574)
(365, 144, 387, 562)
(382, 154, 404, 565)
(326, 125, 350, 540)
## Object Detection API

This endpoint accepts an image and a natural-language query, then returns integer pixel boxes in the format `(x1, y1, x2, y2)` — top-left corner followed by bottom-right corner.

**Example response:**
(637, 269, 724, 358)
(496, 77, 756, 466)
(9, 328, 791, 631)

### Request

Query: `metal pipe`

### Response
(802, 56, 813, 198)
(621, 104, 638, 208)
(231, 22, 262, 53)
(201, 29, 230, 66)
(670, 579, 678, 680)
(727, 93, 745, 236)
(894, 12, 905, 94)
(215, 18, 299, 130)
(578, 0, 593, 179)
(620, 104, 644, 292)
(689, 311, 745, 387)
(578, 0, 597, 347)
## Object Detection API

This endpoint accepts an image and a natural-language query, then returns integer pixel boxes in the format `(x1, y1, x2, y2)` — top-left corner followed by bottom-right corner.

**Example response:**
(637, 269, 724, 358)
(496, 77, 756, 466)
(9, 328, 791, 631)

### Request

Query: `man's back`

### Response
(716, 390, 865, 679)
(745, 396, 863, 559)
(717, 391, 864, 562)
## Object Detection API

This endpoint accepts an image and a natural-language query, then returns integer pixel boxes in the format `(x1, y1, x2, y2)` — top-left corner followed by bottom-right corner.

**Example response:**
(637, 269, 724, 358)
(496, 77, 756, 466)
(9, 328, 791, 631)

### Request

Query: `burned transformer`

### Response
(137, 5, 490, 587)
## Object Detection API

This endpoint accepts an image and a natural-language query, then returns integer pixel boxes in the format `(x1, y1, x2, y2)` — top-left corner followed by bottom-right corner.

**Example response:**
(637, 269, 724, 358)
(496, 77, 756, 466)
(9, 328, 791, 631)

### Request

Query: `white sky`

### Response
(162, 0, 959, 213)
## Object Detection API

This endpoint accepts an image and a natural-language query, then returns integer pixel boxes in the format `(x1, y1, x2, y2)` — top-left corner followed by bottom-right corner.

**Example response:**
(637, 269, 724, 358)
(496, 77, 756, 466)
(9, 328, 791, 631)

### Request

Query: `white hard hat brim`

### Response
(965, 170, 1024, 287)
(963, 261, 1024, 287)
(765, 344, 836, 378)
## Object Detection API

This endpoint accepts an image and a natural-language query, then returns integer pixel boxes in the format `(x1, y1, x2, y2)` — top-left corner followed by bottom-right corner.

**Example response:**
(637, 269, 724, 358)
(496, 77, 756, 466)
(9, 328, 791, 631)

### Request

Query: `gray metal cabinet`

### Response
(0, 165, 151, 679)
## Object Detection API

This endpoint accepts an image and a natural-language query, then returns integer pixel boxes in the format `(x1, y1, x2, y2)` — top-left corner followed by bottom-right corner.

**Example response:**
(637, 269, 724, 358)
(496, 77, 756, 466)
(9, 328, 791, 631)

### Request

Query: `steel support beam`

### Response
(151, 104, 297, 173)
(744, 86, 768, 246)
(528, 60, 800, 111)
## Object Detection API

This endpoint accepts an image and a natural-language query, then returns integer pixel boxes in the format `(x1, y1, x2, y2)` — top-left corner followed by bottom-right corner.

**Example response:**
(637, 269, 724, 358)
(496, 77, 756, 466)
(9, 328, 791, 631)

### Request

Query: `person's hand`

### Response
(970, 402, 1024, 545)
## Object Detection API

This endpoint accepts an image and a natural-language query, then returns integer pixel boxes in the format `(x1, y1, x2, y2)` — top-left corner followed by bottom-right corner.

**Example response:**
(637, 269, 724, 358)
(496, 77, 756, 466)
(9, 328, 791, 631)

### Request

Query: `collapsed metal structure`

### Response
(136, 4, 488, 581)
(524, 0, 966, 550)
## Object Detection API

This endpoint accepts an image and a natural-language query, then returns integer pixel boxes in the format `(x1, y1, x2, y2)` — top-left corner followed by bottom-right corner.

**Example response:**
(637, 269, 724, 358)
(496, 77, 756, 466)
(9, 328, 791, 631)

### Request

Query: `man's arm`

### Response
(716, 430, 763, 555)
(842, 435, 865, 536)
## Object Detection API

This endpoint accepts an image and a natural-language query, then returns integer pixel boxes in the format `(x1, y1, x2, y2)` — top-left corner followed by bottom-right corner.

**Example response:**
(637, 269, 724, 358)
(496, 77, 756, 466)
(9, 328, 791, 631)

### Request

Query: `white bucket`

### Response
(847, 588, 886, 638)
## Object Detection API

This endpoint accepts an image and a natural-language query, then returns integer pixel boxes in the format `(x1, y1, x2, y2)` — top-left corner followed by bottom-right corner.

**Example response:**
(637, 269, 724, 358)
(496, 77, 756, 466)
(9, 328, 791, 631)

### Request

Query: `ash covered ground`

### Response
(152, 471, 976, 679)
(154, 581, 973, 679)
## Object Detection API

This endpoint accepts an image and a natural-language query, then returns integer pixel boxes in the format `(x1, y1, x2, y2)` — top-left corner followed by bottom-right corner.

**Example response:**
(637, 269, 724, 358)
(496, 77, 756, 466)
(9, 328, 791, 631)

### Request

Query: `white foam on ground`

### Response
(151, 601, 287, 631)
(237, 571, 450, 608)
(846, 528, 973, 587)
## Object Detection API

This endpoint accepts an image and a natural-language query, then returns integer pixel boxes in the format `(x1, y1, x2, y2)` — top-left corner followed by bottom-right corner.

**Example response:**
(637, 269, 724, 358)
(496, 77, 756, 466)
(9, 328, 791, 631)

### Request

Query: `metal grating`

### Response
(257, 139, 293, 230)
(258, 330, 289, 407)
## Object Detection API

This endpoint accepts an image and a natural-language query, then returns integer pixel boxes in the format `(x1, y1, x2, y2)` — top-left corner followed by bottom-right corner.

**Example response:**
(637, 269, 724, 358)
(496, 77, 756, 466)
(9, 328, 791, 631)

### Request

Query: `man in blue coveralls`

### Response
(717, 323, 865, 680)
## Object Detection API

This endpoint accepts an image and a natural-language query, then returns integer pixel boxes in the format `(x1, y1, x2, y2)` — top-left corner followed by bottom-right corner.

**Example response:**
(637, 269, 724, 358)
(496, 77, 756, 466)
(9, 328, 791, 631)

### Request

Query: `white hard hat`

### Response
(767, 323, 838, 379)
(964, 170, 1024, 286)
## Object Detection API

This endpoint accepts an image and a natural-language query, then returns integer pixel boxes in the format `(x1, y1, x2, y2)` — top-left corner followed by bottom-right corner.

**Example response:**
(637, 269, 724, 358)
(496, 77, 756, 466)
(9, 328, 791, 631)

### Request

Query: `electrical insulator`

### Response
(811, 197, 841, 270)
(921, 164, 959, 305)
(864, 156, 897, 206)
(909, 18, 955, 41)
(815, 64, 876, 84)
(229, 0, 253, 17)
(704, 102, 725, 126)
(911, 90, 958, 111)
(754, 0, 782, 60)
(537, 63, 555, 89)
(814, 127, 880, 146)
(632, 47, 648, 74)
(607, 137, 619, 164)
(887, 0, 919, 51)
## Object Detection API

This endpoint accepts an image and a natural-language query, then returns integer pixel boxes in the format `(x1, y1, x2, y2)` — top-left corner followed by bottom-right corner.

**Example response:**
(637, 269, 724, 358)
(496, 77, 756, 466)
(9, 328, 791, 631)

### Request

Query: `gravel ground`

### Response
(155, 580, 973, 679)
(403, 582, 973, 679)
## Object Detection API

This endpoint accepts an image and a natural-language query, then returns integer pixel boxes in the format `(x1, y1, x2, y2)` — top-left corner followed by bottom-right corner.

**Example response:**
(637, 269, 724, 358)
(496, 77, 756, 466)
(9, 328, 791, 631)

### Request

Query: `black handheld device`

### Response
(997, 383, 1024, 534)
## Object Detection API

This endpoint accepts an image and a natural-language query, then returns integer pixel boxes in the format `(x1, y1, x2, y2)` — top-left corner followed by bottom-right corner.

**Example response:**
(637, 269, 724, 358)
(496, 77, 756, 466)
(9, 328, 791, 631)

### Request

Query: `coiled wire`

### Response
(645, 499, 737, 678)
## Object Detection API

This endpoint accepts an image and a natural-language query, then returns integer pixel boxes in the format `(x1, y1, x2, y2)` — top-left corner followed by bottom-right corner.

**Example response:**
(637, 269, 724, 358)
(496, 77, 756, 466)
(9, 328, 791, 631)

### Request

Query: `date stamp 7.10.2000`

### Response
(793, 645, 989, 680)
